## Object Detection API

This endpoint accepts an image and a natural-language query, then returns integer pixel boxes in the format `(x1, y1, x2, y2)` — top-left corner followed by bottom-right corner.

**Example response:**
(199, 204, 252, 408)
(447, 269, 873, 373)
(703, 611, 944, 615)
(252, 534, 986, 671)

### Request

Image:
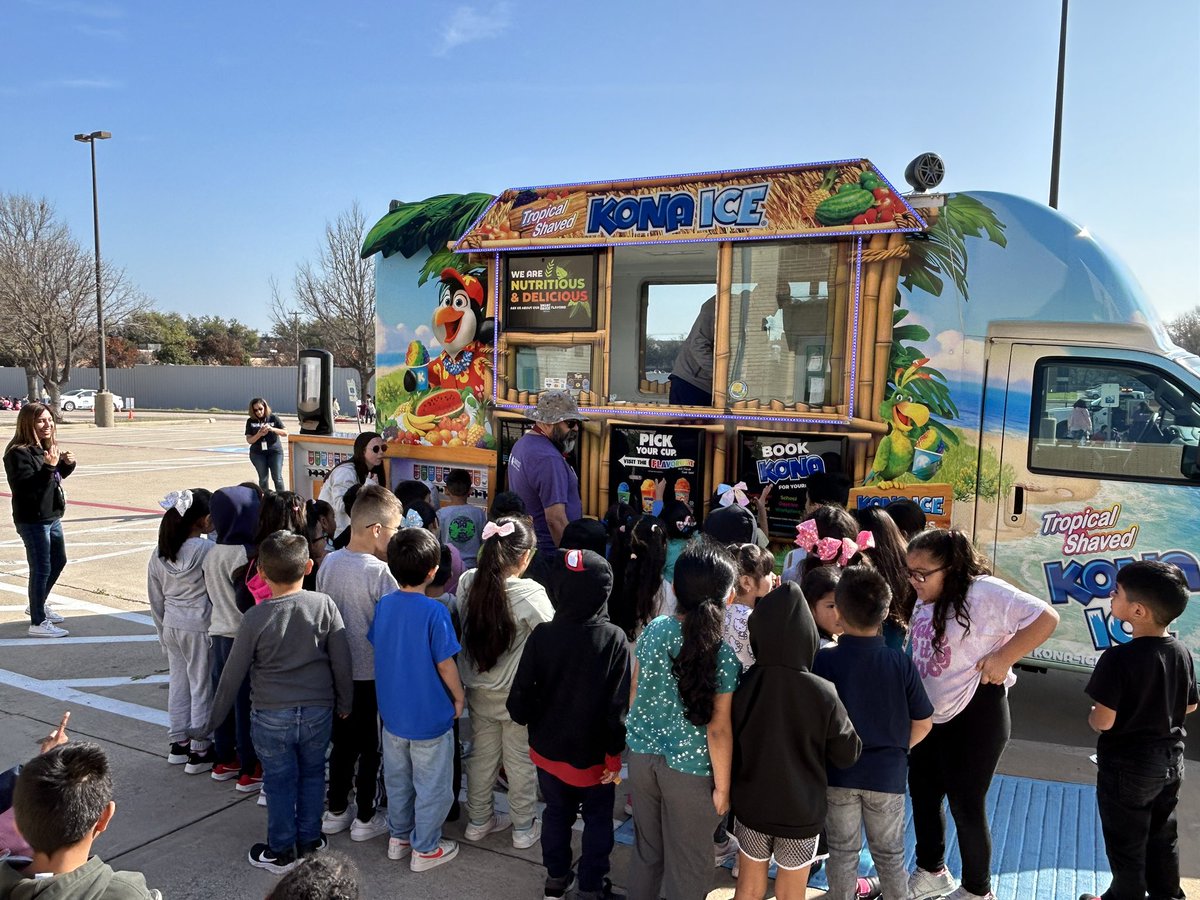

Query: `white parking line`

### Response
(0, 634, 160, 647)
(0, 583, 156, 627)
(0, 667, 168, 726)
(0, 543, 156, 577)
(40, 675, 169, 688)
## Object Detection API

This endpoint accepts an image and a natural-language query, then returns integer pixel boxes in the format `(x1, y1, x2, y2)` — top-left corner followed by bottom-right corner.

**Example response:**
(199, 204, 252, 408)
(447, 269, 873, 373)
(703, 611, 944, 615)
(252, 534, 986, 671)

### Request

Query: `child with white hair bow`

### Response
(148, 488, 217, 773)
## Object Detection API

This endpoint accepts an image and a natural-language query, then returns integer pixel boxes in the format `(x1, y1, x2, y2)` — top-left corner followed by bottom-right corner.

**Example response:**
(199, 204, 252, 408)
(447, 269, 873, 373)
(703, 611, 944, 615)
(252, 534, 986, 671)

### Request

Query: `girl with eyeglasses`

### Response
(245, 398, 287, 492)
(903, 528, 1059, 900)
(319, 432, 386, 540)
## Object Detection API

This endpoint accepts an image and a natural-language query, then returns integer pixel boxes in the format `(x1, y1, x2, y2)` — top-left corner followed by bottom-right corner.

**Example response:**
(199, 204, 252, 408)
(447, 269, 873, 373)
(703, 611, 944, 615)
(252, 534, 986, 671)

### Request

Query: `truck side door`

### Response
(986, 341, 1200, 671)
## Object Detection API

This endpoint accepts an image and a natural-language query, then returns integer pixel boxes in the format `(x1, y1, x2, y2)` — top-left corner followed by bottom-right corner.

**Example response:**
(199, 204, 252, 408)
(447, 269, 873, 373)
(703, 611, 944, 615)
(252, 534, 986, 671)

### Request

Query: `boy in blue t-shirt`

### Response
(368, 528, 464, 873)
(812, 566, 933, 900)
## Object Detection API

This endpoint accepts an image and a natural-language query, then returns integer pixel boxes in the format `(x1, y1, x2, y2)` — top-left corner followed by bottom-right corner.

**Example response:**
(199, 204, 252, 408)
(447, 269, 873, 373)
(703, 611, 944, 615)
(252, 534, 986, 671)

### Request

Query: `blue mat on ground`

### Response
(613, 774, 1110, 899)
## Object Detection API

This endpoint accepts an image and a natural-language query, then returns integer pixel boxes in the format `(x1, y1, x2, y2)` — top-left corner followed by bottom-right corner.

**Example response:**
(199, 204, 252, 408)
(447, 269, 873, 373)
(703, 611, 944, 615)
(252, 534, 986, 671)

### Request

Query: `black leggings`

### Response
(908, 682, 1010, 896)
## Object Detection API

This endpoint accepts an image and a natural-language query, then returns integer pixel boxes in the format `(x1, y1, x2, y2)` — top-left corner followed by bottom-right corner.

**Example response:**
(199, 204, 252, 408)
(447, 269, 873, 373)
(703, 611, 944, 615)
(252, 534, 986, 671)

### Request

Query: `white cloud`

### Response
(435, 2, 512, 55)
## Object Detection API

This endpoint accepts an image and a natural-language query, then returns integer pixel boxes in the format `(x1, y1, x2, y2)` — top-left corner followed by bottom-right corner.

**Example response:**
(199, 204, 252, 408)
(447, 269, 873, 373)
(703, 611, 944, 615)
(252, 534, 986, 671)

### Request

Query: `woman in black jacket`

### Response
(4, 403, 75, 637)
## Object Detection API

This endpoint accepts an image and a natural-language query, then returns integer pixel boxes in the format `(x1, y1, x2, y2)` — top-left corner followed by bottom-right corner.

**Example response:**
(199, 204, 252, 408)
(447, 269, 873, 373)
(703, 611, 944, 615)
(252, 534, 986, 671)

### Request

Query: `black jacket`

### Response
(507, 549, 632, 770)
(731, 582, 861, 839)
(4, 446, 75, 525)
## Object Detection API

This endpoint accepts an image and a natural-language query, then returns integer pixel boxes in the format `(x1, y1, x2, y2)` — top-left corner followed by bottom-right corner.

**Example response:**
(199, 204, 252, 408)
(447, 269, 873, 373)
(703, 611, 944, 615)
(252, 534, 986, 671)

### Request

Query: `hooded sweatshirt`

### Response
(147, 537, 213, 635)
(0, 857, 161, 900)
(731, 582, 861, 839)
(202, 486, 260, 639)
(507, 549, 631, 785)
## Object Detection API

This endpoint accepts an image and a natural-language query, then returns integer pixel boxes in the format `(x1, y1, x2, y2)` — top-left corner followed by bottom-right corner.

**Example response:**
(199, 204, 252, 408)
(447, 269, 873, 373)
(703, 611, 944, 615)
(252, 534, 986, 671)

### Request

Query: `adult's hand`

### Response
(44, 445, 60, 467)
(60, 450, 74, 466)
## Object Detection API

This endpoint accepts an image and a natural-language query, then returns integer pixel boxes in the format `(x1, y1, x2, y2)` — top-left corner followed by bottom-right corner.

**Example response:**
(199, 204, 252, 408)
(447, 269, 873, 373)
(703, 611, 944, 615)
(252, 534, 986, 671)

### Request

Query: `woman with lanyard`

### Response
(245, 398, 287, 492)
(318, 431, 386, 544)
(904, 528, 1059, 900)
(4, 403, 76, 638)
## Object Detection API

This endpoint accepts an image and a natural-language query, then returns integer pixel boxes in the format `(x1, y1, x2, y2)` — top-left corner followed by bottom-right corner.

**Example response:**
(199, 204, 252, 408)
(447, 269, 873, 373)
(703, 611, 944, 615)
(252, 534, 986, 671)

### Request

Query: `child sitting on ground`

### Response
(1, 742, 162, 898)
(508, 549, 631, 900)
(1080, 560, 1198, 900)
(437, 468, 488, 568)
(371, 528, 465, 872)
(148, 488, 215, 774)
(813, 566, 933, 900)
(203, 530, 353, 875)
(316, 485, 402, 844)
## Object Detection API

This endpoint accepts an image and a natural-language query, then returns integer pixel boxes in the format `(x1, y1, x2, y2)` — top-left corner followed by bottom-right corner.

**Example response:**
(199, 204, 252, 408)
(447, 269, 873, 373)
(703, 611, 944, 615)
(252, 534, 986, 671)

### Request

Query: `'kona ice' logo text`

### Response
(756, 442, 824, 485)
(586, 184, 769, 236)
(1043, 550, 1200, 650)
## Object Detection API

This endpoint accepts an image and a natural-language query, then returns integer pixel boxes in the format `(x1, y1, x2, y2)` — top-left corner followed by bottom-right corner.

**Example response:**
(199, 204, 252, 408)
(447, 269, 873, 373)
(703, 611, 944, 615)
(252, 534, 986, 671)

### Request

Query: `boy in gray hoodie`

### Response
(147, 488, 214, 774)
(0, 743, 161, 900)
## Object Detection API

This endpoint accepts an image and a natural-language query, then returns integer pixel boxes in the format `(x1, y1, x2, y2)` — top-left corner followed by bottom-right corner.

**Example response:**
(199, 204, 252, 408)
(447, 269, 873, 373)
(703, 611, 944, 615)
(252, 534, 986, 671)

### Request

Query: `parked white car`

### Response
(59, 388, 125, 411)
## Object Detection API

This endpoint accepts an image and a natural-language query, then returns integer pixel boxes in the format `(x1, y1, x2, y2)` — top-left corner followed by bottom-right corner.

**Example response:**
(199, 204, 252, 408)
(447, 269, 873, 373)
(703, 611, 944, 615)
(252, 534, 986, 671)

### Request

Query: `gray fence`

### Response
(0, 366, 371, 415)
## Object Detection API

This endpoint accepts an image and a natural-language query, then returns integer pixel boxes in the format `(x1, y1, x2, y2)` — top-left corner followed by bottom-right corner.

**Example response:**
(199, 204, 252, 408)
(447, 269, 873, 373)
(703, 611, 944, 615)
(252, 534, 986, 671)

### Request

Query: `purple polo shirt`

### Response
(506, 429, 582, 553)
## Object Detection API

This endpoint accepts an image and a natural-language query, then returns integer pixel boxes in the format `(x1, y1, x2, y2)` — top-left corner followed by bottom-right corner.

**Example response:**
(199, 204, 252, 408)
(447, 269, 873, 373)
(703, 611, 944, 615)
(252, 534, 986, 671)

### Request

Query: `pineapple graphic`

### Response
(801, 166, 841, 225)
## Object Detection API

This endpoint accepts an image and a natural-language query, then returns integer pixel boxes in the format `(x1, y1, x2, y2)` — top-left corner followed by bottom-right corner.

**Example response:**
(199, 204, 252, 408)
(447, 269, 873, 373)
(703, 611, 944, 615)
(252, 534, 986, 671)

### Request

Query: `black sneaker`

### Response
(248, 843, 297, 875)
(184, 747, 216, 775)
(299, 835, 328, 857)
(167, 742, 190, 765)
(577, 878, 623, 900)
(543, 872, 575, 899)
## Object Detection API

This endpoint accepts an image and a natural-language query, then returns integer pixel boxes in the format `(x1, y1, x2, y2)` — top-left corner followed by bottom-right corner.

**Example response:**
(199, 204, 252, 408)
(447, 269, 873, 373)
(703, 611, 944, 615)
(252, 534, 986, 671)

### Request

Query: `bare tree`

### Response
(1167, 305, 1200, 356)
(0, 194, 150, 415)
(283, 203, 376, 391)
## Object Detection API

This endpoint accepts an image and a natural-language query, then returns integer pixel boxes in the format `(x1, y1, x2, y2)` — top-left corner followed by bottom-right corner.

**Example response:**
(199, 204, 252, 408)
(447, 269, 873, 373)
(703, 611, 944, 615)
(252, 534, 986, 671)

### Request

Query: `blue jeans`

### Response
(381, 727, 454, 853)
(16, 520, 66, 626)
(249, 449, 285, 492)
(251, 706, 333, 854)
(210, 636, 257, 774)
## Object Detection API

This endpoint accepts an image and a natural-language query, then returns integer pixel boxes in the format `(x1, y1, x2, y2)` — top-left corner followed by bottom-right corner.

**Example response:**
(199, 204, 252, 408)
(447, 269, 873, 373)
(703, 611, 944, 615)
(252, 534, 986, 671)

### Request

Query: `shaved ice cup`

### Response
(912, 447, 944, 481)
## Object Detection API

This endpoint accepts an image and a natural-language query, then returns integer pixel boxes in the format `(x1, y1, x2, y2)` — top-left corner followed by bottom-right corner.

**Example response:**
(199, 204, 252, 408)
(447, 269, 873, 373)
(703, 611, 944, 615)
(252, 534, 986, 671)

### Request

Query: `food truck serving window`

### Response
(728, 240, 844, 409)
(1030, 358, 1200, 483)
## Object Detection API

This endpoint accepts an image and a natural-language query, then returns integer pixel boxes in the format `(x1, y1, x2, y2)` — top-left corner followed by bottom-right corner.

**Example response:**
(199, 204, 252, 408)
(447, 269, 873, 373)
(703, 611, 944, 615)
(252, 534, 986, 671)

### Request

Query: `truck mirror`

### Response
(1182, 445, 1200, 481)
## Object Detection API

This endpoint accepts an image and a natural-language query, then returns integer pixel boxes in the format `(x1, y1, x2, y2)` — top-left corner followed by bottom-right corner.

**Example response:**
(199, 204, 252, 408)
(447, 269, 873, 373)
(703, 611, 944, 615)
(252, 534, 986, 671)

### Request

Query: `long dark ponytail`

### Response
(907, 527, 991, 653)
(157, 489, 212, 562)
(624, 515, 668, 639)
(854, 506, 917, 628)
(670, 536, 736, 727)
(462, 516, 535, 673)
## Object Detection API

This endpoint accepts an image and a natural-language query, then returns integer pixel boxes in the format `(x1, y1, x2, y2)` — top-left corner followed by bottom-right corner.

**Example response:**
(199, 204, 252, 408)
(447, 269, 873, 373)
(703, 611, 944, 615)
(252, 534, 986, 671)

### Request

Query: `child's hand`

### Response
(600, 769, 622, 785)
(712, 787, 729, 816)
(37, 711, 70, 754)
(453, 697, 464, 719)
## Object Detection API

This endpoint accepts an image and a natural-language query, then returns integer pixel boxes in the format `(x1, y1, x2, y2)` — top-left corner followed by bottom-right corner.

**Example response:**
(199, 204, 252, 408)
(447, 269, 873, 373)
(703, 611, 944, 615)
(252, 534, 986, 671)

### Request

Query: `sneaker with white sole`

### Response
(28, 621, 68, 638)
(714, 835, 740, 867)
(26, 605, 64, 624)
(543, 872, 575, 899)
(908, 866, 957, 900)
(944, 888, 995, 900)
(210, 760, 240, 781)
(321, 803, 357, 835)
(387, 837, 412, 860)
(167, 742, 190, 765)
(410, 839, 458, 872)
(349, 810, 389, 842)
(257, 790, 268, 807)
(235, 767, 263, 793)
(184, 747, 215, 775)
(247, 842, 296, 875)
(464, 813, 511, 841)
(512, 819, 541, 850)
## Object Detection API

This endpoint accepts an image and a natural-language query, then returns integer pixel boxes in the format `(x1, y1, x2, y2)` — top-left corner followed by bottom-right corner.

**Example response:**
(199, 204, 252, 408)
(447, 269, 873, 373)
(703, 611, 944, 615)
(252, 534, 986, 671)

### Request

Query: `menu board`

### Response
(504, 252, 598, 332)
(609, 425, 706, 519)
(737, 433, 847, 537)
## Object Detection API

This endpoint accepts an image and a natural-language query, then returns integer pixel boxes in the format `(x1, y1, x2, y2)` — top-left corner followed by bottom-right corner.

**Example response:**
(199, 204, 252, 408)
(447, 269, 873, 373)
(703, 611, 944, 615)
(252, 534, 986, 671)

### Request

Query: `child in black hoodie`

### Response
(507, 549, 631, 900)
(730, 582, 861, 899)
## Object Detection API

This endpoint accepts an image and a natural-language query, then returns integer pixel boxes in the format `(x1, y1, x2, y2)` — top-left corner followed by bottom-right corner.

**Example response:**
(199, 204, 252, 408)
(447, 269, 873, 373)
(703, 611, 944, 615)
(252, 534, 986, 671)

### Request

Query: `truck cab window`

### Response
(1031, 359, 1200, 483)
(608, 243, 717, 405)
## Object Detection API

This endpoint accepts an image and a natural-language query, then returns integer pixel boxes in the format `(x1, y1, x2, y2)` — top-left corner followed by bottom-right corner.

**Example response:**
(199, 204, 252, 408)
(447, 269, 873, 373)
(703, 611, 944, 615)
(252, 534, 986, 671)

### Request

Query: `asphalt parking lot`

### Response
(0, 412, 1194, 899)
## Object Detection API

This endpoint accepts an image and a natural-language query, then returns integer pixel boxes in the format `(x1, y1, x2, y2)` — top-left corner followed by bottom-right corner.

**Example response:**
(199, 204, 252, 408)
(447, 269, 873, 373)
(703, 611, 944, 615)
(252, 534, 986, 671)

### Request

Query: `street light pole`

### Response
(1048, 0, 1069, 209)
(74, 131, 113, 426)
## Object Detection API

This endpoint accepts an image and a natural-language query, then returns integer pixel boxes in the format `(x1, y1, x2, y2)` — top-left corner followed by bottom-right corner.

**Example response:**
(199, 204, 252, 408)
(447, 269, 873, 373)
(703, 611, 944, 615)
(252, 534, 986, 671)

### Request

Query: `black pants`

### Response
(1096, 753, 1184, 900)
(908, 682, 1010, 896)
(326, 680, 381, 822)
(537, 768, 616, 893)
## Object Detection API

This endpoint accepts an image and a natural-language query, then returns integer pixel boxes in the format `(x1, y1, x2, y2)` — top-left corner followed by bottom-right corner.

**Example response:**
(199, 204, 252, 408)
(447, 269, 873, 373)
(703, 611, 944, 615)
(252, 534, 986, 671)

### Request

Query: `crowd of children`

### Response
(0, 464, 1194, 900)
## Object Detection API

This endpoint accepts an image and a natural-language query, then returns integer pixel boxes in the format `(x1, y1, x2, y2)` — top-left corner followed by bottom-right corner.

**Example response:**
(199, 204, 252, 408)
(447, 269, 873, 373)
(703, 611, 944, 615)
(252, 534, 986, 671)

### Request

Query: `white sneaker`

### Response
(410, 839, 458, 872)
(26, 605, 64, 624)
(349, 810, 389, 842)
(464, 813, 511, 841)
(944, 887, 995, 900)
(257, 790, 268, 807)
(512, 818, 541, 850)
(714, 835, 740, 866)
(321, 802, 357, 835)
(387, 837, 412, 860)
(908, 867, 957, 900)
(28, 620, 68, 638)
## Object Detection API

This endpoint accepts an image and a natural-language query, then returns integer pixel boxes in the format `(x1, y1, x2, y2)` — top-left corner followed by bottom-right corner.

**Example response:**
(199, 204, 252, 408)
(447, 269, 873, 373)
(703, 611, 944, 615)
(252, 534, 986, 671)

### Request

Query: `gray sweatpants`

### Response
(161, 626, 212, 749)
(626, 751, 721, 900)
(824, 786, 907, 900)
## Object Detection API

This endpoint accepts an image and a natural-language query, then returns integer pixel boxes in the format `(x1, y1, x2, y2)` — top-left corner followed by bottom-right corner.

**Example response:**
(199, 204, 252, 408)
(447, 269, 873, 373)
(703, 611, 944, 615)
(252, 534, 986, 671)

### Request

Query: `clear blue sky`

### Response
(3, 0, 1197, 332)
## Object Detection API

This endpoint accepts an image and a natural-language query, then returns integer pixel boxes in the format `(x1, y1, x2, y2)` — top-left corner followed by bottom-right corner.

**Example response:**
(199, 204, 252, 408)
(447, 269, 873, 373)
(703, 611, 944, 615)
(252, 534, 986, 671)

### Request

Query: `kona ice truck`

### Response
(316, 154, 1198, 673)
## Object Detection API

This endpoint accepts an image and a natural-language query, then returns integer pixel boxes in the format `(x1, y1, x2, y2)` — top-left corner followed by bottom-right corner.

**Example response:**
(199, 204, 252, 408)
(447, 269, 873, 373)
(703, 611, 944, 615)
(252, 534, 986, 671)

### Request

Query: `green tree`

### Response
(120, 311, 194, 364)
(187, 316, 258, 365)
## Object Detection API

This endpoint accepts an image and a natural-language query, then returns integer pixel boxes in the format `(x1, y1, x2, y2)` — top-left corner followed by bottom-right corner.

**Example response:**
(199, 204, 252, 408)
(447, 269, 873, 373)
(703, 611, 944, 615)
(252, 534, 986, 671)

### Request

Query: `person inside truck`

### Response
(1067, 399, 1092, 441)
(667, 296, 715, 407)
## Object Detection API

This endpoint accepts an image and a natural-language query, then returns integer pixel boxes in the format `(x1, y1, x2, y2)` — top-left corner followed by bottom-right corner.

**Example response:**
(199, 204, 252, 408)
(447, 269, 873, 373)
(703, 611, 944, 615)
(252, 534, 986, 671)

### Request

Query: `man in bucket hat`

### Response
(507, 391, 588, 561)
